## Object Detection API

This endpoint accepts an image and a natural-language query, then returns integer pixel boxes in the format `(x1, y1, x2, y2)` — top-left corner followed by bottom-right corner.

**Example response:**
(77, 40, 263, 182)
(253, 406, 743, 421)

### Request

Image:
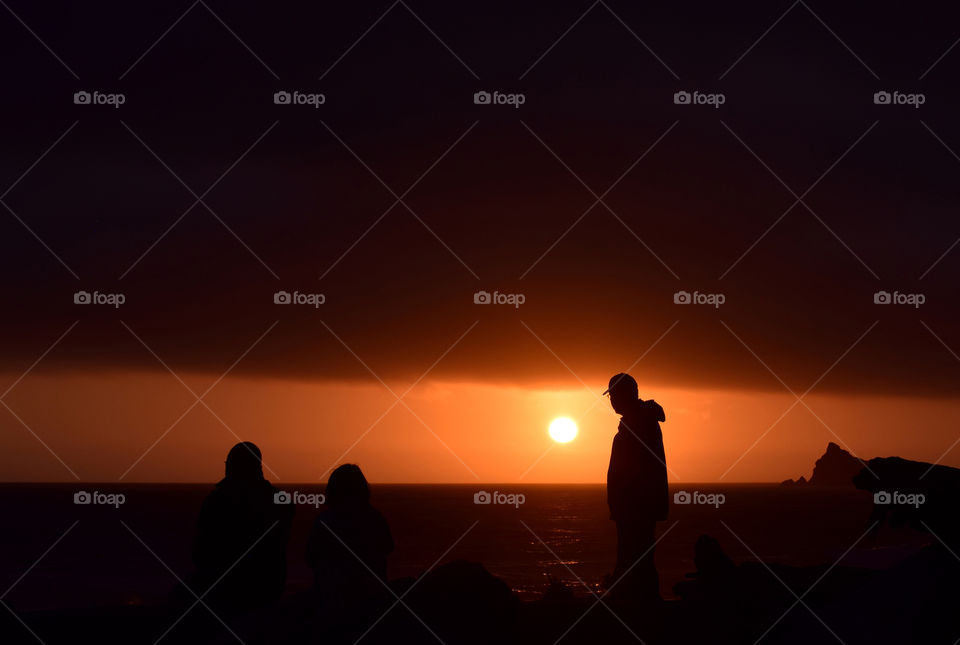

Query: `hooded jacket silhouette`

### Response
(607, 398, 669, 522)
(191, 442, 294, 612)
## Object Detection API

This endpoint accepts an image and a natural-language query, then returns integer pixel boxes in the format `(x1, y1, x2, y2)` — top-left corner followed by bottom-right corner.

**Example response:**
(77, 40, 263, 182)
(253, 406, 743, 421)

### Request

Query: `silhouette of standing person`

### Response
(306, 464, 394, 608)
(604, 373, 668, 603)
(190, 442, 294, 614)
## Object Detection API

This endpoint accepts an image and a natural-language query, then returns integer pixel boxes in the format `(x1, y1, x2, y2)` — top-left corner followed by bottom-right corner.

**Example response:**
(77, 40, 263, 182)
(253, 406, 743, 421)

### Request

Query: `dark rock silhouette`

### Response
(810, 442, 863, 486)
(781, 442, 864, 487)
(854, 456, 960, 546)
(779, 475, 807, 486)
(403, 560, 518, 644)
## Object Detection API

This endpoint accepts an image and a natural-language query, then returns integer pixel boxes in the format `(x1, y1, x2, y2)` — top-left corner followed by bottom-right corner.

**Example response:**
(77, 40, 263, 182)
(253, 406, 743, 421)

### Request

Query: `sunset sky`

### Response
(2, 1, 959, 482)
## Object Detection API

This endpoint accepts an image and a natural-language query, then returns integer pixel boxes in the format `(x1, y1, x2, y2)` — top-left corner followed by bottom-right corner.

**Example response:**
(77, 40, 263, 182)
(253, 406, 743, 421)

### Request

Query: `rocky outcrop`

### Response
(853, 456, 960, 545)
(809, 442, 864, 486)
(780, 442, 863, 486)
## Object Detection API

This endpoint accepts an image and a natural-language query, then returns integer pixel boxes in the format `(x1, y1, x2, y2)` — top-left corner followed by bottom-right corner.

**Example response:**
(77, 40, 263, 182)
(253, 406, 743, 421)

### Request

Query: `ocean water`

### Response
(0, 483, 927, 611)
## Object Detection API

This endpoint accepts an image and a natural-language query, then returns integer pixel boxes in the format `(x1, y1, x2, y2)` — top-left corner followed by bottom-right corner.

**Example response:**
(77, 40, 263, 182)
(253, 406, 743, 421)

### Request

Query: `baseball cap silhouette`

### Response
(603, 373, 637, 397)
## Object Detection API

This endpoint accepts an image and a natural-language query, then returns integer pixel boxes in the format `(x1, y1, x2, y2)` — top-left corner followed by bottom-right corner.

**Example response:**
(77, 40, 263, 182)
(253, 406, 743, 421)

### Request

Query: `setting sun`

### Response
(548, 417, 578, 443)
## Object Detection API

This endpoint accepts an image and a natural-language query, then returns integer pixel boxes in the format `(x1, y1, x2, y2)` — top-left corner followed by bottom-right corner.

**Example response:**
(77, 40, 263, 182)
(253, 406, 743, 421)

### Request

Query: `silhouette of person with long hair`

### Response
(604, 373, 668, 603)
(306, 464, 393, 608)
(190, 442, 294, 614)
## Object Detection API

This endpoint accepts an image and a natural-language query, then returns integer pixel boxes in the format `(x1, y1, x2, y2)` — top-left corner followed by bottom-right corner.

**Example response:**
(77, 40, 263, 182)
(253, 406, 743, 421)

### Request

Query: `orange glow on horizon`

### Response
(1, 370, 959, 484)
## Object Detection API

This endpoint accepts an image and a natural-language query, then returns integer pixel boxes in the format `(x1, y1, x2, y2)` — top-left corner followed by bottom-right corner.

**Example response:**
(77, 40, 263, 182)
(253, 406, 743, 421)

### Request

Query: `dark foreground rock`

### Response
(9, 538, 960, 645)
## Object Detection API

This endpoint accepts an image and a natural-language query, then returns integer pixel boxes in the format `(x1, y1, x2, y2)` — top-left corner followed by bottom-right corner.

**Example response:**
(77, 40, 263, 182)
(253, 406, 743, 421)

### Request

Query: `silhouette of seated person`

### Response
(306, 464, 394, 608)
(190, 442, 293, 614)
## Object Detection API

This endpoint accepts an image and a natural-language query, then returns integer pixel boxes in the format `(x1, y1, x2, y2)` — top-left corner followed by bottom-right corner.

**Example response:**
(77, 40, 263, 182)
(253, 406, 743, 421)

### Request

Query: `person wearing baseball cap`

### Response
(603, 373, 668, 604)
